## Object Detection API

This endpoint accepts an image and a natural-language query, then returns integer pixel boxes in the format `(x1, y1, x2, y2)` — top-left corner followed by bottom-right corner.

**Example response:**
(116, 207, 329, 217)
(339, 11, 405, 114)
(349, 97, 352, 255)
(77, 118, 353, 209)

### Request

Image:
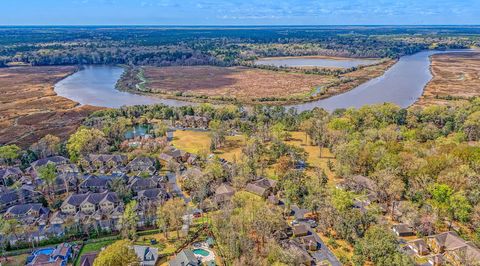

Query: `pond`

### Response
(54, 50, 473, 112)
(124, 124, 154, 139)
(254, 57, 381, 68)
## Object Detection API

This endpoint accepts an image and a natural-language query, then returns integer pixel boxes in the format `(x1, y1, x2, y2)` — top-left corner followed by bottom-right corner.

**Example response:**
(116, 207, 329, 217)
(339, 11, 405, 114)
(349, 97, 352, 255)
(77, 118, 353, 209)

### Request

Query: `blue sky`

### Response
(1, 0, 479, 25)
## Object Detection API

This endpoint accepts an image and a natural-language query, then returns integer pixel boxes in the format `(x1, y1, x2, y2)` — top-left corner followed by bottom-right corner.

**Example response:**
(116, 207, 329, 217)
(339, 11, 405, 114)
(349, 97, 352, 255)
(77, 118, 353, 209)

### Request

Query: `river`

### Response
(255, 57, 380, 68)
(54, 50, 473, 111)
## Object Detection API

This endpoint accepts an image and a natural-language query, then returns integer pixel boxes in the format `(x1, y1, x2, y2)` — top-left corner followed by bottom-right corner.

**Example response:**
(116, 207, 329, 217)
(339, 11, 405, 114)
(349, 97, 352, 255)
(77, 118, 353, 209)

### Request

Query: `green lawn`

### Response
(74, 239, 116, 266)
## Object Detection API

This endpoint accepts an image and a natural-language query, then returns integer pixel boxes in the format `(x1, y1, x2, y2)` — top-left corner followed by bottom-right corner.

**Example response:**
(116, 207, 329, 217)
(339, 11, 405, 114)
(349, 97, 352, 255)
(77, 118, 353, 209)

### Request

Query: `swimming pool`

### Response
(193, 248, 210, 256)
(34, 247, 55, 256)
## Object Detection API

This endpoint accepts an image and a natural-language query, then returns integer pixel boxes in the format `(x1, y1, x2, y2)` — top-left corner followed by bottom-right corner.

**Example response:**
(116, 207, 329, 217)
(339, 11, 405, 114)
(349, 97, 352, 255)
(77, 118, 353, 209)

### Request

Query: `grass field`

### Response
(171, 130, 244, 161)
(285, 131, 339, 183)
(0, 66, 99, 147)
(417, 52, 480, 106)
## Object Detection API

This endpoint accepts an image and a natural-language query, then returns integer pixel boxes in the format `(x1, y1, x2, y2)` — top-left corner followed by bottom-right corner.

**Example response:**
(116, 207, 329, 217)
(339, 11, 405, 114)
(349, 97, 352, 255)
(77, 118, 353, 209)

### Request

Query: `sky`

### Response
(1, 0, 480, 26)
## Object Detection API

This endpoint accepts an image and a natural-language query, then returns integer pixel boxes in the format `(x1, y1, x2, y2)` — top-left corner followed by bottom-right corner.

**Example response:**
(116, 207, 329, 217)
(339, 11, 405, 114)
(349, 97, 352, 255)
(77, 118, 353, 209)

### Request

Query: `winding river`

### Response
(54, 50, 473, 111)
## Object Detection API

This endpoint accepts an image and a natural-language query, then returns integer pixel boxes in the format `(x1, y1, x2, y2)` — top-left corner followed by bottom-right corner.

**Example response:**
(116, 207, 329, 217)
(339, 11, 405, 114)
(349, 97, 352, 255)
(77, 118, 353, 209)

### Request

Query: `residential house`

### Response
(27, 243, 72, 266)
(79, 175, 114, 193)
(168, 249, 200, 266)
(79, 253, 98, 266)
(28, 156, 69, 177)
(61, 191, 120, 215)
(428, 231, 480, 265)
(134, 245, 159, 266)
(245, 178, 277, 198)
(292, 224, 309, 237)
(136, 188, 169, 226)
(214, 183, 235, 205)
(52, 172, 81, 194)
(392, 223, 415, 237)
(127, 157, 157, 175)
(0, 186, 41, 213)
(175, 115, 210, 129)
(281, 240, 315, 266)
(408, 239, 430, 256)
(4, 203, 49, 226)
(296, 235, 319, 251)
(60, 191, 123, 231)
(56, 164, 80, 174)
(428, 254, 444, 266)
(79, 154, 127, 171)
(0, 167, 23, 186)
(129, 176, 163, 194)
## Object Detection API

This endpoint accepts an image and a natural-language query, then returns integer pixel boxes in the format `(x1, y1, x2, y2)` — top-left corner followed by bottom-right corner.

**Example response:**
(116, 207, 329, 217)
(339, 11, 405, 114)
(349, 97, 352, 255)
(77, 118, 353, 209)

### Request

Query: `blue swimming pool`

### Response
(34, 247, 55, 256)
(193, 248, 210, 256)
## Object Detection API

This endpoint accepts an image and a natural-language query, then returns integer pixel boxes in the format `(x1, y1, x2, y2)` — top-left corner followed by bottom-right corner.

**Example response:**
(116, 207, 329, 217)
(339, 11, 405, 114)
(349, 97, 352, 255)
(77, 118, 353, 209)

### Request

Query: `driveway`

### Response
(302, 223, 342, 266)
(167, 172, 190, 203)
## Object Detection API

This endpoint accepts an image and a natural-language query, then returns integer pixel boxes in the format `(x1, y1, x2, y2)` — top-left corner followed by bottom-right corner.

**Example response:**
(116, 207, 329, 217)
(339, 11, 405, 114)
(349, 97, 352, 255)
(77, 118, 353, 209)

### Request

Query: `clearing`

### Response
(171, 130, 244, 162)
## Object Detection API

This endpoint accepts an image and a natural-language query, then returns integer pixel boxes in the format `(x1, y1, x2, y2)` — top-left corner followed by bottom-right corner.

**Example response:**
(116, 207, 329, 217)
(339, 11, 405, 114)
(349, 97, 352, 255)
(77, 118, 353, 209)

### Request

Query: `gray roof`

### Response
(169, 249, 199, 266)
(0, 167, 23, 179)
(31, 156, 69, 168)
(129, 177, 158, 191)
(128, 157, 156, 167)
(137, 188, 168, 200)
(63, 191, 119, 207)
(80, 175, 111, 189)
(5, 203, 48, 216)
(133, 245, 158, 265)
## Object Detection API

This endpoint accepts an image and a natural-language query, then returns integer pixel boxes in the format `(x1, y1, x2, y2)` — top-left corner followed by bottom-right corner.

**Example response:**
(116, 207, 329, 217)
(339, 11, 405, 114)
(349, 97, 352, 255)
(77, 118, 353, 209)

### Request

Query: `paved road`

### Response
(167, 172, 190, 203)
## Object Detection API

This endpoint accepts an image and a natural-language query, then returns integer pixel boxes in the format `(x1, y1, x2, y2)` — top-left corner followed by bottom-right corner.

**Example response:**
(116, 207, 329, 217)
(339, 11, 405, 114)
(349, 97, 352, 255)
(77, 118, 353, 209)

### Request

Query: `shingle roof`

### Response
(215, 183, 235, 196)
(0, 167, 23, 179)
(63, 191, 119, 207)
(5, 203, 47, 216)
(31, 156, 69, 168)
(169, 249, 199, 266)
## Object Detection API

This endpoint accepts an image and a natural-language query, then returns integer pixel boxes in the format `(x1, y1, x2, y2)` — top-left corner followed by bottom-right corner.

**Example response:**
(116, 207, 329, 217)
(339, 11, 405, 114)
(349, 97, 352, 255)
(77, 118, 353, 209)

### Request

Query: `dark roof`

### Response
(137, 188, 168, 200)
(31, 156, 69, 168)
(130, 177, 158, 191)
(80, 253, 98, 266)
(0, 167, 23, 179)
(5, 203, 47, 216)
(80, 175, 111, 188)
(63, 191, 119, 207)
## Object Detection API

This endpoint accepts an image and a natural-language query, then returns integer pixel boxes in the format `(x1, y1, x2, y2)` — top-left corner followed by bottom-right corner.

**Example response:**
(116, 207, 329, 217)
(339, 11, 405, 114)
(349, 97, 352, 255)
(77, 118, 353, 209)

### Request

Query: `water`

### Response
(124, 124, 153, 139)
(54, 65, 191, 108)
(193, 248, 210, 256)
(54, 50, 473, 112)
(290, 50, 474, 112)
(255, 57, 381, 68)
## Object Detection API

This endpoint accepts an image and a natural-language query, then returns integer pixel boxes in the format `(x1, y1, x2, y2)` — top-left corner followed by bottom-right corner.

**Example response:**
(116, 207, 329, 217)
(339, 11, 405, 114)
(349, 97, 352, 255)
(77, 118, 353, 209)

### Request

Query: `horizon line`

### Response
(1, 24, 480, 27)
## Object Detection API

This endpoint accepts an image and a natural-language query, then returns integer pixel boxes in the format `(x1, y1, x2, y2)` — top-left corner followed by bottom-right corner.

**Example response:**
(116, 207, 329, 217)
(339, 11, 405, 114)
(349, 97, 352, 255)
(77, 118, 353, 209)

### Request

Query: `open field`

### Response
(125, 60, 394, 105)
(171, 130, 244, 161)
(0, 66, 100, 147)
(417, 52, 480, 106)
